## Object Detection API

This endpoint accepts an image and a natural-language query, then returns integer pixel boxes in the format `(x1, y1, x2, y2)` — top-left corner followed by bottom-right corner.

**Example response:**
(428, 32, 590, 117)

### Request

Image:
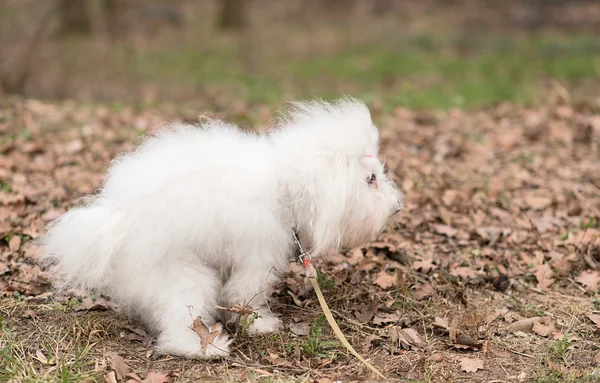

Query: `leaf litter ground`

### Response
(1, 97, 600, 382)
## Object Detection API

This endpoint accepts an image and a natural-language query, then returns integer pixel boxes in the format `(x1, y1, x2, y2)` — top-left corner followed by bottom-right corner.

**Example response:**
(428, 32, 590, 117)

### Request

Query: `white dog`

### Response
(41, 98, 402, 359)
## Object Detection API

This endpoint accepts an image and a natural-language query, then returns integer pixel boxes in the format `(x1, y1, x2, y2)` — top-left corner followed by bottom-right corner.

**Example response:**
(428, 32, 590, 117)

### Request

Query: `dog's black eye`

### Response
(366, 174, 377, 184)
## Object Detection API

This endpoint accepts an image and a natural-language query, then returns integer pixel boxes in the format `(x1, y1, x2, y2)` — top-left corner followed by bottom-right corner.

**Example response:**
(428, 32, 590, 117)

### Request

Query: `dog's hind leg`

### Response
(145, 261, 232, 359)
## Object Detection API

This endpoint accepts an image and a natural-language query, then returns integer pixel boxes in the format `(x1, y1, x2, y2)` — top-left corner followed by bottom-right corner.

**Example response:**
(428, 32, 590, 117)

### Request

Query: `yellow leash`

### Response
(302, 259, 386, 380)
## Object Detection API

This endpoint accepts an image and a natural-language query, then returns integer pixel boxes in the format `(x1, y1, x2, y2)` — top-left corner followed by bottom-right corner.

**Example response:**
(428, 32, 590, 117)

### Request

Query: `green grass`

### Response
(0, 326, 100, 383)
(301, 314, 339, 358)
(121, 32, 599, 109)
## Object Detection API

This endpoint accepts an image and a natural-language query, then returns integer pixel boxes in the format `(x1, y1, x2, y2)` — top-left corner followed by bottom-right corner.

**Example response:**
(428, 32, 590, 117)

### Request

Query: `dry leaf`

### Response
(105, 371, 118, 383)
(413, 283, 435, 300)
(432, 316, 449, 331)
(75, 297, 113, 311)
(189, 316, 222, 353)
(288, 322, 310, 336)
(532, 264, 554, 291)
(485, 308, 509, 325)
(391, 327, 423, 350)
(524, 196, 552, 210)
(373, 270, 397, 289)
(433, 224, 458, 237)
(126, 371, 175, 383)
(372, 311, 400, 325)
(22, 310, 38, 319)
(506, 317, 544, 333)
(105, 352, 131, 381)
(587, 314, 600, 329)
(215, 303, 254, 316)
(266, 353, 293, 367)
(576, 270, 600, 291)
(532, 318, 556, 337)
(354, 303, 379, 324)
(459, 357, 484, 373)
(8, 235, 21, 251)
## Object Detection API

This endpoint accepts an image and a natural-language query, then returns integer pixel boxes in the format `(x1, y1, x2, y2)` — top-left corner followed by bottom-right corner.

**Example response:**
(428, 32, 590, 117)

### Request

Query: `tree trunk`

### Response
(57, 0, 92, 36)
(217, 0, 246, 30)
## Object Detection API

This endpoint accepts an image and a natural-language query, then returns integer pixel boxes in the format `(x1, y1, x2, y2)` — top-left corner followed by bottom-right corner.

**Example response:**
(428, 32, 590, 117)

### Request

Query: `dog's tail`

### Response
(39, 199, 128, 293)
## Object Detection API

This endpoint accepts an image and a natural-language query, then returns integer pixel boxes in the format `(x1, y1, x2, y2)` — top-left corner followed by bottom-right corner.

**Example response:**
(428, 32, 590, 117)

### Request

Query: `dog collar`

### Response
(292, 230, 312, 266)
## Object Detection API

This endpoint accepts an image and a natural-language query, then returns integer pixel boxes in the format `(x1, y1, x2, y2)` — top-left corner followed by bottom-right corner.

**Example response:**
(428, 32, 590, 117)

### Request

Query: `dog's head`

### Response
(273, 98, 403, 255)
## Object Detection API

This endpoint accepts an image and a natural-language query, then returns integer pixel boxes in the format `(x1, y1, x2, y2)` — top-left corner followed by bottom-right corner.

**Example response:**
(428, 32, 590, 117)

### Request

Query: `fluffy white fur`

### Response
(40, 98, 402, 359)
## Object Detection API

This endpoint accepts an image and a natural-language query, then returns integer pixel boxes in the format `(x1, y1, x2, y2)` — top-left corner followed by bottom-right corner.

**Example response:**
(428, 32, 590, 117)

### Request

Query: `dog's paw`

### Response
(247, 314, 283, 335)
(157, 325, 232, 359)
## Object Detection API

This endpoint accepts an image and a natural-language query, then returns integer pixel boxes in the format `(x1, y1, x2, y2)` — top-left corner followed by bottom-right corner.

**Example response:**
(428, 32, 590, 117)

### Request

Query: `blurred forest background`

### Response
(1, 0, 600, 110)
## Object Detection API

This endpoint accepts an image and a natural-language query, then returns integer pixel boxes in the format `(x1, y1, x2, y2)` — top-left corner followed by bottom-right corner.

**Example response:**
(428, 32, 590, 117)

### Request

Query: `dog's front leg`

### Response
(219, 262, 284, 335)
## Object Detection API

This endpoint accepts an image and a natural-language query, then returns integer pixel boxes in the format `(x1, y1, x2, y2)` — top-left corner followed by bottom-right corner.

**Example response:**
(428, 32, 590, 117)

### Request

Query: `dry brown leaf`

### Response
(594, 351, 600, 365)
(432, 316, 449, 330)
(391, 327, 423, 350)
(412, 259, 437, 273)
(485, 308, 509, 325)
(576, 270, 600, 291)
(75, 297, 113, 311)
(288, 322, 310, 336)
(189, 316, 221, 353)
(532, 263, 554, 291)
(8, 235, 21, 252)
(266, 353, 293, 367)
(354, 303, 379, 324)
(459, 357, 484, 373)
(105, 371, 118, 383)
(433, 224, 458, 237)
(22, 310, 38, 319)
(126, 371, 175, 383)
(506, 317, 544, 333)
(373, 270, 397, 289)
(587, 314, 600, 329)
(413, 283, 435, 300)
(524, 196, 553, 210)
(215, 303, 254, 316)
(532, 318, 556, 337)
(105, 352, 131, 381)
(372, 311, 400, 325)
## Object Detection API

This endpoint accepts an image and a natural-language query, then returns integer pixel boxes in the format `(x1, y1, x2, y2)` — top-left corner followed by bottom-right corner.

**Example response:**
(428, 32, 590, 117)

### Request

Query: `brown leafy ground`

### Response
(1, 96, 600, 383)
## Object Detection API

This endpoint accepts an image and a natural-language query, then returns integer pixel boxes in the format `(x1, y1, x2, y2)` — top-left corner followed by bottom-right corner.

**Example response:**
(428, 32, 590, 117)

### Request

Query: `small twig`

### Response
(521, 208, 549, 252)
(507, 348, 535, 359)
(575, 226, 589, 254)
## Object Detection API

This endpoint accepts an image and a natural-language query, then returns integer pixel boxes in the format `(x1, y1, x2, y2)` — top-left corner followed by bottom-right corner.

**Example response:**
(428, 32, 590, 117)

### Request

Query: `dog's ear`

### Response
(291, 151, 356, 255)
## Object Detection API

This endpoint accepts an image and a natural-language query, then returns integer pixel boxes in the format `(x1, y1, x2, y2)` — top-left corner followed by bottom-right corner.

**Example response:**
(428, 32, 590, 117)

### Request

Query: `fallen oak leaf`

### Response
(460, 357, 484, 373)
(373, 270, 397, 289)
(22, 310, 38, 319)
(372, 311, 400, 325)
(587, 313, 600, 329)
(189, 316, 222, 353)
(532, 263, 554, 291)
(215, 303, 254, 316)
(104, 352, 131, 381)
(354, 303, 380, 324)
(75, 297, 113, 311)
(288, 322, 310, 336)
(576, 270, 600, 291)
(432, 316, 449, 331)
(126, 371, 177, 383)
(413, 283, 435, 300)
(433, 224, 458, 238)
(506, 317, 544, 333)
(395, 328, 423, 350)
(532, 318, 556, 337)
